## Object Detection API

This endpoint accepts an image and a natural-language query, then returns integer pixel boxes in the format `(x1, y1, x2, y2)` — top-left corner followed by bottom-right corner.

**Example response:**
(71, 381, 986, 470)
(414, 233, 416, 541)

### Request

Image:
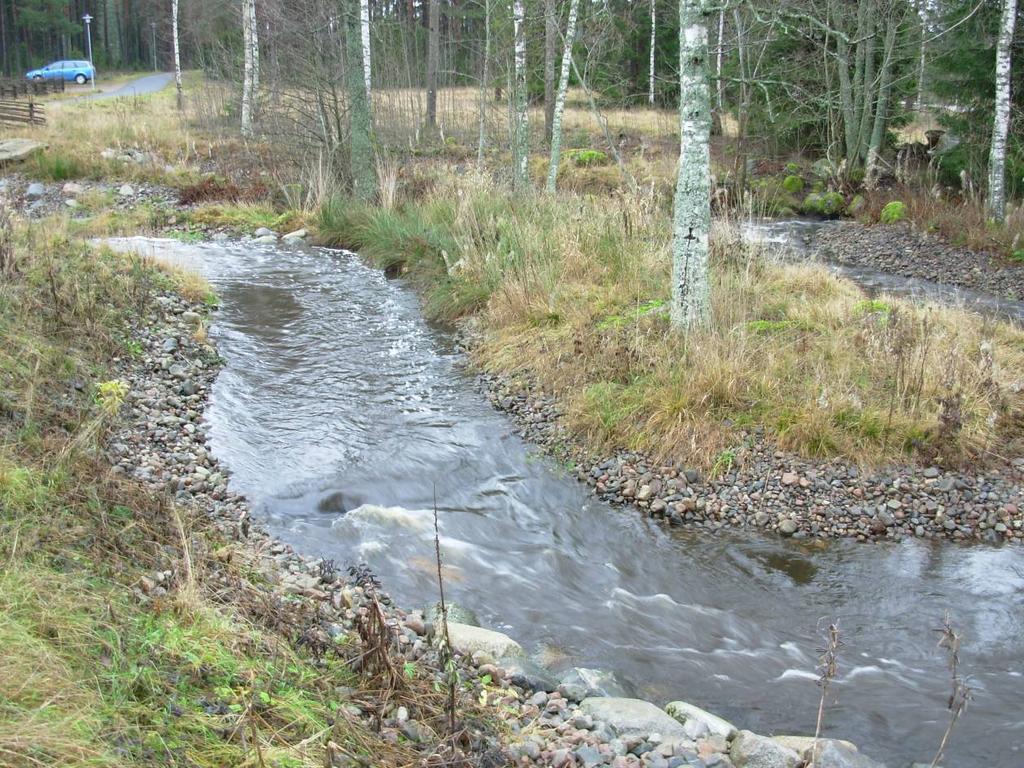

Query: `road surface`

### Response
(75, 73, 174, 102)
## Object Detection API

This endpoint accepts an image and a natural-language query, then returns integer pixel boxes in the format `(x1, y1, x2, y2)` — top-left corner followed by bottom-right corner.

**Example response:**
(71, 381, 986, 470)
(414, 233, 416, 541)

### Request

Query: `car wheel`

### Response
(32, 75, 43, 81)
(74, 74, 87, 85)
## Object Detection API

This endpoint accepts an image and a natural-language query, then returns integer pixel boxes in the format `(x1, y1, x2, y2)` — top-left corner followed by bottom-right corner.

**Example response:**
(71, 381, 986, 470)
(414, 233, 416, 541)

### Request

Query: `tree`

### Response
(172, 0, 183, 110)
(671, 0, 711, 330)
(360, 0, 371, 94)
(546, 0, 581, 191)
(544, 0, 557, 141)
(648, 0, 656, 104)
(241, 0, 260, 137)
(511, 0, 529, 190)
(988, 0, 1018, 223)
(346, 0, 376, 200)
(426, 0, 440, 128)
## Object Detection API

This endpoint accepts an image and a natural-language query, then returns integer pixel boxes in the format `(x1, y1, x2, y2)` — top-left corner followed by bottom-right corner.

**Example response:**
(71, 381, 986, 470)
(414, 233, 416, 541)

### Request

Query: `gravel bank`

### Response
(816, 221, 1024, 301)
(476, 372, 1024, 544)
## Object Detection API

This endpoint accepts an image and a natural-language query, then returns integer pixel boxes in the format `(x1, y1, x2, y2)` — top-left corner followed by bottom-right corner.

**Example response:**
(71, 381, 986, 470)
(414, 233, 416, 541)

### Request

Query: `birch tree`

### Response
(426, 0, 440, 129)
(649, 0, 657, 105)
(545, 0, 558, 141)
(477, 0, 491, 165)
(241, 0, 259, 137)
(172, 0, 183, 110)
(988, 0, 1018, 223)
(546, 0, 582, 191)
(671, 0, 711, 330)
(512, 0, 529, 190)
(360, 0, 372, 94)
(346, 0, 377, 201)
(865, 14, 898, 188)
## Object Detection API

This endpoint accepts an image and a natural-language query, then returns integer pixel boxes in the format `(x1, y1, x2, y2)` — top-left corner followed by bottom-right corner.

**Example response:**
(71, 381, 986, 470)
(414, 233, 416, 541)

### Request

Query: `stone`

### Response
(65, 199, 79, 208)
(162, 337, 180, 353)
(500, 655, 559, 692)
(254, 227, 277, 238)
(778, 519, 798, 536)
(283, 228, 307, 240)
(809, 739, 886, 768)
(62, 181, 86, 195)
(444, 623, 524, 659)
(665, 702, 737, 740)
(0, 138, 46, 163)
(25, 182, 45, 199)
(580, 698, 690, 745)
(118, 183, 136, 197)
(559, 667, 629, 701)
(781, 472, 799, 486)
(729, 731, 800, 768)
(253, 235, 278, 244)
(770, 737, 858, 760)
(425, 601, 479, 627)
(922, 467, 940, 479)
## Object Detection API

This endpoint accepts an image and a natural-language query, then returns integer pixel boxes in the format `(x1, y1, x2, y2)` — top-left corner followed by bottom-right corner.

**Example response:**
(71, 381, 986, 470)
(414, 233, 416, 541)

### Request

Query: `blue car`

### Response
(25, 60, 95, 85)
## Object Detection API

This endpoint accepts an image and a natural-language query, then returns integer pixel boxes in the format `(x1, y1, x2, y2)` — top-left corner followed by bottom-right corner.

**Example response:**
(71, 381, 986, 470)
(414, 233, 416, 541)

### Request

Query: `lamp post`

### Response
(151, 22, 157, 71)
(82, 13, 95, 90)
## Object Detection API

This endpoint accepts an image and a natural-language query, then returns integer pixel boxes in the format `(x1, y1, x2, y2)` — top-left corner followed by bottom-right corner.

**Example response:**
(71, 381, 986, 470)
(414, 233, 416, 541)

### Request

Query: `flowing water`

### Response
(108, 237, 1024, 767)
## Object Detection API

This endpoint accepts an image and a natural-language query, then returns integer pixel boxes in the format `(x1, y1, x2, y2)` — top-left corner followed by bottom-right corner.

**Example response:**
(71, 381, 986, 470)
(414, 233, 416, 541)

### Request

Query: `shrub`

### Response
(782, 175, 805, 194)
(880, 201, 908, 224)
(568, 149, 610, 168)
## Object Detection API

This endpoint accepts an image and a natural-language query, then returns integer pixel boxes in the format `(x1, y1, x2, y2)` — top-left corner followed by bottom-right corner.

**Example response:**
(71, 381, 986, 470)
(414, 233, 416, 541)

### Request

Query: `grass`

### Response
(0, 219, 495, 767)
(316, 173, 1024, 468)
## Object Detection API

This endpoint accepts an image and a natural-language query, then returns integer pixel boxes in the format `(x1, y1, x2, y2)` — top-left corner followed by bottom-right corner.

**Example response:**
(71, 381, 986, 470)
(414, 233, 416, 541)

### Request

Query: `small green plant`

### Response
(568, 149, 610, 167)
(596, 299, 667, 330)
(711, 448, 737, 478)
(1011, 249, 1024, 263)
(855, 299, 892, 316)
(782, 175, 805, 194)
(880, 201, 908, 224)
(94, 379, 129, 412)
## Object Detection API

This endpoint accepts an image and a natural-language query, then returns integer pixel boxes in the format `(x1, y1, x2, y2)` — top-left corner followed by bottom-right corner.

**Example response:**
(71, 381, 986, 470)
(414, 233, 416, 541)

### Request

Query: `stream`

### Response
(108, 235, 1024, 767)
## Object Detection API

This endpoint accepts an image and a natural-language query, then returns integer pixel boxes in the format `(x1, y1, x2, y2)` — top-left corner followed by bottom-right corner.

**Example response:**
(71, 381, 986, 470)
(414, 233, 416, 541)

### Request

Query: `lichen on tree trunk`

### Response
(671, 0, 711, 330)
(988, 0, 1018, 223)
(545, 0, 581, 192)
(512, 0, 529, 190)
(346, 0, 377, 202)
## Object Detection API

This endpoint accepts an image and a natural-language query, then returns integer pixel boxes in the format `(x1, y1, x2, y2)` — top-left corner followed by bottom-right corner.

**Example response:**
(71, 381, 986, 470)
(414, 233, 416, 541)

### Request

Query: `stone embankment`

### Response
(111, 263, 891, 767)
(817, 222, 1024, 301)
(476, 373, 1024, 544)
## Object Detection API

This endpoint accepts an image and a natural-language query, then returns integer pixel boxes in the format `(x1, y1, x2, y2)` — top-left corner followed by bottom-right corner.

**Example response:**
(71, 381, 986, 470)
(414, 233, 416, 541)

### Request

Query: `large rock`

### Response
(579, 698, 690, 744)
(665, 701, 737, 740)
(0, 138, 46, 163)
(444, 623, 523, 659)
(810, 739, 887, 768)
(729, 730, 801, 768)
(499, 655, 559, 692)
(771, 736, 859, 760)
(558, 667, 629, 701)
(25, 182, 45, 200)
(425, 601, 479, 628)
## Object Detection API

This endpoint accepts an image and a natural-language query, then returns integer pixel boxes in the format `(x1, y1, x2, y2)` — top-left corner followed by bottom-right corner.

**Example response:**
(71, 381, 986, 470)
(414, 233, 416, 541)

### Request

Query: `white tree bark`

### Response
(477, 0, 491, 165)
(671, 0, 711, 330)
(426, 0, 440, 128)
(241, 0, 254, 136)
(171, 0, 183, 110)
(512, 0, 529, 190)
(988, 0, 1018, 223)
(648, 0, 656, 105)
(715, 8, 724, 112)
(546, 0, 581, 192)
(545, 0, 558, 140)
(360, 0, 372, 94)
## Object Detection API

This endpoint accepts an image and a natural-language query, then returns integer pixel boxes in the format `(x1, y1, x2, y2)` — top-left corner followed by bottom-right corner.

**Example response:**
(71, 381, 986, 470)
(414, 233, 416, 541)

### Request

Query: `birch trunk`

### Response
(544, 0, 557, 141)
(648, 0, 657, 105)
(671, 0, 711, 330)
(171, 0, 183, 110)
(855, 12, 877, 162)
(360, 0, 372, 94)
(512, 0, 529, 190)
(345, 0, 376, 201)
(477, 0, 491, 165)
(249, 0, 259, 99)
(241, 0, 254, 136)
(914, 0, 927, 112)
(836, 35, 857, 168)
(715, 8, 724, 112)
(988, 0, 1018, 223)
(865, 18, 897, 188)
(546, 0, 581, 192)
(426, 0, 440, 128)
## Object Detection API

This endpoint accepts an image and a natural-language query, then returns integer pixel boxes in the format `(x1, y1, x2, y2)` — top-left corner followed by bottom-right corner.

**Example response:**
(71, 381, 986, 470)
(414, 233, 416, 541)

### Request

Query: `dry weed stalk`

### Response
(348, 564, 403, 705)
(812, 619, 842, 764)
(433, 490, 459, 741)
(930, 613, 972, 768)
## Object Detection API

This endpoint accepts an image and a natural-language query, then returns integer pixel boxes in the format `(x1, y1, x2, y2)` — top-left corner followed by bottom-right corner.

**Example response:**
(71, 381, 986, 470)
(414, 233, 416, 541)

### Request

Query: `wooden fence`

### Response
(0, 79, 65, 99)
(0, 100, 45, 126)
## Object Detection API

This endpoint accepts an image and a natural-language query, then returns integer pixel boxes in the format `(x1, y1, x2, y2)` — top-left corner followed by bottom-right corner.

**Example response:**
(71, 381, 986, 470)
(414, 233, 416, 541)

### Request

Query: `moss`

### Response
(801, 191, 846, 217)
(781, 175, 805, 194)
(880, 200, 908, 224)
